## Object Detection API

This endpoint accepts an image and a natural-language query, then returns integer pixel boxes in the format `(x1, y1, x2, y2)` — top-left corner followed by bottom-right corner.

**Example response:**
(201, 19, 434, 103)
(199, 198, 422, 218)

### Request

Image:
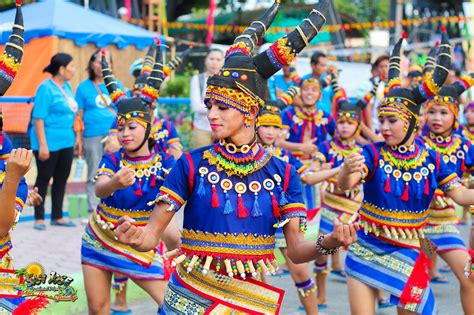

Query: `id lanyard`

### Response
(50, 79, 78, 112)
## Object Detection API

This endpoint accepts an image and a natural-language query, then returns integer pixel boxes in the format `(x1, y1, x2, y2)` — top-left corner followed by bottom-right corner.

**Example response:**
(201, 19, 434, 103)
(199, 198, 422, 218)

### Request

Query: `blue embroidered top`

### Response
(281, 106, 335, 159)
(95, 149, 175, 226)
(359, 142, 460, 248)
(90, 149, 175, 267)
(0, 133, 13, 162)
(154, 142, 306, 276)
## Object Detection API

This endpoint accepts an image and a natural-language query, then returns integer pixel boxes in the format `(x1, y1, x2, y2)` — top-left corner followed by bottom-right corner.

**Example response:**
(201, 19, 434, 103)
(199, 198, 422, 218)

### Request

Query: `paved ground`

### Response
(11, 190, 471, 314)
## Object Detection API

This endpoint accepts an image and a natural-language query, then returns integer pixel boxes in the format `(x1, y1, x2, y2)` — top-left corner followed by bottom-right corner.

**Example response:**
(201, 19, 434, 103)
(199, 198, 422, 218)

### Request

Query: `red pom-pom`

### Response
(155, 37, 161, 46)
(435, 40, 440, 46)
(401, 31, 408, 39)
(16, 0, 21, 6)
(440, 25, 447, 33)
(101, 49, 107, 57)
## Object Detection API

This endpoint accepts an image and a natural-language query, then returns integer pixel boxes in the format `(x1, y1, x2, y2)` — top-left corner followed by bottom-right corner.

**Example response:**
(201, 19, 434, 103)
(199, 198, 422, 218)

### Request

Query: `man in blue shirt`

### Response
(301, 51, 334, 115)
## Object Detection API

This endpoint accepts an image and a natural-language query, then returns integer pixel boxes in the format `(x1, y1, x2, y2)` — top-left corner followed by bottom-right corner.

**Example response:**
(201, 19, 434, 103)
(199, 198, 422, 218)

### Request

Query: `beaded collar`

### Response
(329, 138, 359, 159)
(464, 127, 474, 142)
(423, 131, 462, 157)
(294, 107, 324, 122)
(203, 138, 271, 178)
(380, 144, 429, 171)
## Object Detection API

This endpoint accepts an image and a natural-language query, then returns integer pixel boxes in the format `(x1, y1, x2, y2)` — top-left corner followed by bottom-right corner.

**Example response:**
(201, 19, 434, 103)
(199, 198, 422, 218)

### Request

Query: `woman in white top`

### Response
(189, 49, 224, 148)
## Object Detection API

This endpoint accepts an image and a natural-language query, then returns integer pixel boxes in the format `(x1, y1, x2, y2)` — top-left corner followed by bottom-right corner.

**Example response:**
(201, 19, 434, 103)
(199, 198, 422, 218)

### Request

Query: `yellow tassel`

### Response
(412, 228, 419, 239)
(364, 221, 369, 235)
(202, 256, 213, 275)
(248, 260, 257, 277)
(390, 227, 399, 240)
(271, 259, 280, 272)
(224, 259, 233, 277)
(172, 254, 186, 267)
(258, 259, 269, 275)
(187, 255, 199, 273)
(164, 248, 180, 259)
(397, 228, 406, 239)
(405, 228, 413, 239)
(236, 260, 246, 279)
(266, 259, 275, 275)
(418, 229, 425, 239)
(372, 223, 380, 237)
(383, 225, 391, 238)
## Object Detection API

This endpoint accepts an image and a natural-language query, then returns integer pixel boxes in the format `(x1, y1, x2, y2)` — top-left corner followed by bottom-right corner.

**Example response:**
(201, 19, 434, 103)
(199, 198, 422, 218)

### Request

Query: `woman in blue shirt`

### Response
(76, 50, 121, 215)
(30, 53, 81, 230)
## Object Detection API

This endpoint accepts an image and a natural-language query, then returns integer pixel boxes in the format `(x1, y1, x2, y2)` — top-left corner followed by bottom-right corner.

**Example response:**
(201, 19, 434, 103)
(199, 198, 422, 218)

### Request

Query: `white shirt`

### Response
(190, 73, 211, 132)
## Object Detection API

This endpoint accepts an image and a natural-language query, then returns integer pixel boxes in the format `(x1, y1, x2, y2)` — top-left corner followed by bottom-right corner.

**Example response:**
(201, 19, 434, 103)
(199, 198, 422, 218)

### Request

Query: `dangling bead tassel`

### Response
(271, 192, 280, 217)
(461, 159, 466, 172)
(150, 174, 157, 187)
(401, 183, 409, 201)
(142, 177, 150, 194)
(251, 194, 262, 217)
(424, 177, 430, 195)
(237, 194, 249, 218)
(279, 187, 288, 206)
(395, 180, 402, 196)
(134, 179, 143, 196)
(211, 185, 220, 208)
(197, 176, 206, 198)
(223, 192, 234, 214)
(384, 176, 391, 192)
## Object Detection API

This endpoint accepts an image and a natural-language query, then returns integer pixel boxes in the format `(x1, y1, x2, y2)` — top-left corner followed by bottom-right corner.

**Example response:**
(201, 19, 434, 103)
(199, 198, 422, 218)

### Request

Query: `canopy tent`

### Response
(0, 0, 166, 133)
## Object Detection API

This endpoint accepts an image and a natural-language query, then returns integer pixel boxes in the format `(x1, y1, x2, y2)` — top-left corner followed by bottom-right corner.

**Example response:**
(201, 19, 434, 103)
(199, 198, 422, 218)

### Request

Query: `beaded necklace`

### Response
(203, 138, 271, 178)
(424, 131, 467, 171)
(463, 127, 474, 143)
(119, 152, 165, 196)
(379, 144, 434, 201)
(294, 107, 325, 124)
(328, 138, 359, 162)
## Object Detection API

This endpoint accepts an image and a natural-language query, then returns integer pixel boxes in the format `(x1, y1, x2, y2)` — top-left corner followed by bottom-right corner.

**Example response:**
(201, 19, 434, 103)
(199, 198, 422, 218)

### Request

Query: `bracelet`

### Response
(315, 234, 339, 255)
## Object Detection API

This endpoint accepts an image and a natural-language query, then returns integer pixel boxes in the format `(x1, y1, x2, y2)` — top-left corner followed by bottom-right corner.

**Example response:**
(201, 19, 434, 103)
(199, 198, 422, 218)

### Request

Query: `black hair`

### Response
(207, 48, 224, 57)
(371, 55, 389, 71)
(310, 51, 326, 65)
(87, 49, 113, 81)
(43, 53, 73, 76)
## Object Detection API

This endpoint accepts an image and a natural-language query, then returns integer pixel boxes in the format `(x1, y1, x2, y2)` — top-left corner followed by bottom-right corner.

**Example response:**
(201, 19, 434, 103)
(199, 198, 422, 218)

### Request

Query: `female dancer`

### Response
(313, 75, 382, 309)
(257, 91, 342, 314)
(339, 31, 474, 315)
(81, 46, 180, 314)
(117, 1, 358, 313)
(420, 74, 474, 309)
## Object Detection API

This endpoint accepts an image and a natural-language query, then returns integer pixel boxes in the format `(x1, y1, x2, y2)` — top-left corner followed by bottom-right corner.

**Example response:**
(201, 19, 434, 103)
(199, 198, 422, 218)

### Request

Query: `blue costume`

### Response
(150, 2, 327, 312)
(81, 149, 175, 279)
(81, 41, 175, 280)
(345, 31, 456, 314)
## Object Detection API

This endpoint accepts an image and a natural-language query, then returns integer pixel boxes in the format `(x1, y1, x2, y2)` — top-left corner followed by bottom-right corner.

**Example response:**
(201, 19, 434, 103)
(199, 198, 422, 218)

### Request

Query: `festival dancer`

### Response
(116, 2, 359, 314)
(106, 43, 187, 160)
(312, 74, 390, 309)
(419, 74, 474, 308)
(339, 30, 474, 315)
(257, 91, 342, 314)
(0, 2, 49, 313)
(81, 46, 180, 314)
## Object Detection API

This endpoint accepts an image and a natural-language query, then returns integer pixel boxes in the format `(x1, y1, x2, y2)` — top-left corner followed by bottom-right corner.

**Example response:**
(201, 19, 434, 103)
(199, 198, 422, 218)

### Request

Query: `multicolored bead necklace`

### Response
(463, 127, 474, 143)
(379, 144, 433, 201)
(423, 131, 466, 170)
(119, 152, 166, 196)
(328, 138, 359, 163)
(203, 137, 271, 178)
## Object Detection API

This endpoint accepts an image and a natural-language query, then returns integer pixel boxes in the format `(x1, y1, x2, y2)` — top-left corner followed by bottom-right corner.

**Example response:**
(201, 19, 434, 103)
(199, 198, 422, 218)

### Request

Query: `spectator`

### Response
(355, 55, 389, 132)
(268, 65, 300, 100)
(190, 49, 224, 148)
(76, 49, 122, 215)
(301, 51, 333, 115)
(30, 53, 80, 230)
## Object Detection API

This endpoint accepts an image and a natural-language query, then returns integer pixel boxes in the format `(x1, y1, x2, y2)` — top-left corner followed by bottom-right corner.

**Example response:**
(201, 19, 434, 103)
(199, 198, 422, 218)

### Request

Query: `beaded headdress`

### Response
(425, 73, 473, 130)
(257, 86, 299, 128)
(379, 29, 451, 145)
(332, 73, 379, 124)
(133, 44, 193, 94)
(0, 0, 23, 96)
(205, 0, 328, 127)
